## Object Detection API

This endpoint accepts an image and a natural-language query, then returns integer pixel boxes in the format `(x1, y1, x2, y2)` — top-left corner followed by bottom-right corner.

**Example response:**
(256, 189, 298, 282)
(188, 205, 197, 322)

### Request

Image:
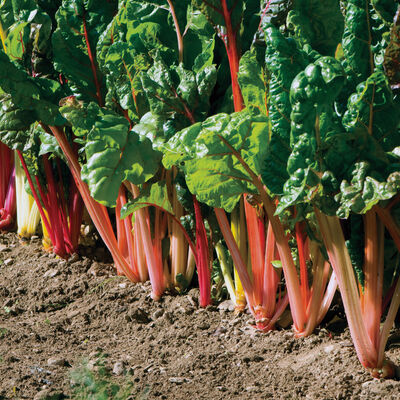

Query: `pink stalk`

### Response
(130, 183, 165, 300)
(263, 221, 280, 319)
(315, 209, 377, 368)
(362, 210, 383, 350)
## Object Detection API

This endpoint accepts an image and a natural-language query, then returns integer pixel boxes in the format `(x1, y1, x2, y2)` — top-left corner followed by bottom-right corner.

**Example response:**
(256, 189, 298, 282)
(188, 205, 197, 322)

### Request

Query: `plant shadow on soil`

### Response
(0, 232, 400, 400)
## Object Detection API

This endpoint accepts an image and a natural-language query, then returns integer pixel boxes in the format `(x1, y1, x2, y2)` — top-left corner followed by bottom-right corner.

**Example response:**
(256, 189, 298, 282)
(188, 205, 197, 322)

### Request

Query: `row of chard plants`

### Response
(1, 0, 400, 379)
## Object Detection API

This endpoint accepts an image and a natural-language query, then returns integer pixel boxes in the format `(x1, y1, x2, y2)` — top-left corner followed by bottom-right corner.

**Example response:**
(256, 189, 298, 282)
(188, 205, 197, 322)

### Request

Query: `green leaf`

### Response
(342, 71, 400, 152)
(0, 93, 34, 150)
(0, 50, 64, 125)
(193, 0, 244, 32)
(162, 110, 268, 212)
(336, 162, 400, 217)
(60, 102, 161, 207)
(287, 0, 344, 56)
(52, 0, 117, 104)
(120, 181, 173, 219)
(103, 41, 150, 121)
(141, 55, 216, 127)
(238, 50, 268, 115)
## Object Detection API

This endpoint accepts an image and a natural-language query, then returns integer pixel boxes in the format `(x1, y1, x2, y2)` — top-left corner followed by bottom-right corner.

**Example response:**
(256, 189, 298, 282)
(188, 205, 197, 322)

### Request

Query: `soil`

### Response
(0, 232, 400, 400)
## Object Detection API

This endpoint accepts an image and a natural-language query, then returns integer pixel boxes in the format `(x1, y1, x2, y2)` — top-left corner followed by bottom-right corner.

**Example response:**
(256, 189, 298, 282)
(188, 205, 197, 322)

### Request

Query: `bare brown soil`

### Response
(0, 232, 399, 400)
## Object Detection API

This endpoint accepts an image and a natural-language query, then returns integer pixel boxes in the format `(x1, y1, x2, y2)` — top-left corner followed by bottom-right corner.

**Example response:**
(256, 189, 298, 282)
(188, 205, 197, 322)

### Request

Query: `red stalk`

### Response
(0, 165, 15, 230)
(295, 220, 310, 311)
(0, 143, 15, 230)
(82, 15, 103, 106)
(244, 199, 265, 306)
(220, 0, 244, 112)
(193, 196, 211, 307)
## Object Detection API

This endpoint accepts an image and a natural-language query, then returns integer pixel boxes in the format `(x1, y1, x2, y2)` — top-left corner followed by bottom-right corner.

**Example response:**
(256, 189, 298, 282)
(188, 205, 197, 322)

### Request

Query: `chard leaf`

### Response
(259, 0, 293, 29)
(103, 41, 150, 121)
(52, 0, 117, 104)
(0, 93, 33, 150)
(341, 0, 397, 89)
(238, 50, 268, 115)
(261, 24, 309, 195)
(0, 50, 64, 125)
(120, 182, 173, 218)
(60, 101, 161, 206)
(276, 56, 346, 214)
(141, 55, 216, 128)
(342, 71, 400, 152)
(336, 162, 400, 217)
(287, 0, 344, 56)
(162, 110, 268, 212)
(192, 0, 244, 32)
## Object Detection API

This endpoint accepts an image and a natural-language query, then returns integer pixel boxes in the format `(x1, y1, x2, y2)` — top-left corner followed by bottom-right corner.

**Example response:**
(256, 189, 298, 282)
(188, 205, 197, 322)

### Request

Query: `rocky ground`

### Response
(0, 232, 400, 400)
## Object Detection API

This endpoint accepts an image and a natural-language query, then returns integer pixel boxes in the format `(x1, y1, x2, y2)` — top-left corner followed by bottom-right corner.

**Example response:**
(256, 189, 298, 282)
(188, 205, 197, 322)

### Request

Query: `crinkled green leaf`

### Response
(141, 55, 216, 128)
(0, 50, 64, 125)
(287, 0, 344, 56)
(0, 93, 33, 150)
(60, 101, 161, 207)
(261, 24, 309, 195)
(341, 0, 396, 89)
(342, 71, 400, 152)
(336, 162, 400, 217)
(276, 57, 346, 213)
(163, 110, 269, 212)
(120, 181, 173, 218)
(259, 0, 293, 29)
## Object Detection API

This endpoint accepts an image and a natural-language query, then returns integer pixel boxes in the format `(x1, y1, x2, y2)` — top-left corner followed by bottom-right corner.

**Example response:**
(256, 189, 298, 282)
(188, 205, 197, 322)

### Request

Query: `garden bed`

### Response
(0, 232, 399, 399)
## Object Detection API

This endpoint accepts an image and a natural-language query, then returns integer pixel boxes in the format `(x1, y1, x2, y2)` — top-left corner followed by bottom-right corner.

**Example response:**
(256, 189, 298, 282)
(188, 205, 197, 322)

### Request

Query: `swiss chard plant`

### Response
(259, 0, 400, 376)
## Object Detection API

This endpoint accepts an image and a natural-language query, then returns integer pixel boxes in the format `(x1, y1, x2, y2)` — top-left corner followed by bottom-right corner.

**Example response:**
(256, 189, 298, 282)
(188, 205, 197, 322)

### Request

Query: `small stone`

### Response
(119, 282, 127, 289)
(47, 357, 67, 367)
(213, 326, 227, 336)
(169, 377, 190, 384)
(198, 322, 210, 330)
(3, 258, 13, 266)
(323, 344, 336, 354)
(43, 269, 58, 278)
(58, 260, 67, 267)
(153, 309, 164, 319)
(113, 361, 125, 376)
(30, 235, 40, 241)
(218, 300, 235, 312)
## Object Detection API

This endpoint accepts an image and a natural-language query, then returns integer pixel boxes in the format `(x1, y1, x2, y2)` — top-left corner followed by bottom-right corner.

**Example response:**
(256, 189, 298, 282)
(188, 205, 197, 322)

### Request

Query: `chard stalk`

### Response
(315, 210, 377, 368)
(362, 210, 383, 350)
(215, 241, 237, 305)
(193, 196, 211, 306)
(131, 183, 165, 300)
(49, 125, 140, 282)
